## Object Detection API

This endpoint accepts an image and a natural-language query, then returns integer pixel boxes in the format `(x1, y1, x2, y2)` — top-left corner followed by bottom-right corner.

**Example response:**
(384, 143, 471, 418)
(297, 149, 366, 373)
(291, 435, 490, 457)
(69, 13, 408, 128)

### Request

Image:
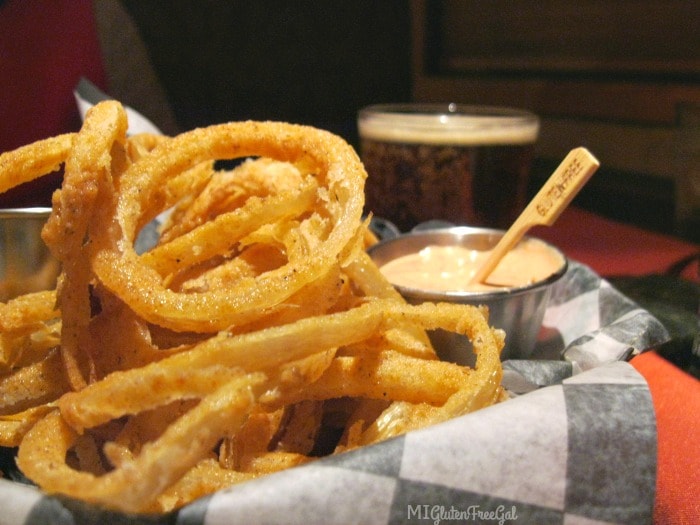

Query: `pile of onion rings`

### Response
(0, 101, 505, 514)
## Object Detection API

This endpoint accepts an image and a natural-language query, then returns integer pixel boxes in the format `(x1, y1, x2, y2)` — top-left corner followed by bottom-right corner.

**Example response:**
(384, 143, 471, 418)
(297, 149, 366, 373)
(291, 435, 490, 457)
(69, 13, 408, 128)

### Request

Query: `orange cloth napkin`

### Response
(631, 351, 700, 524)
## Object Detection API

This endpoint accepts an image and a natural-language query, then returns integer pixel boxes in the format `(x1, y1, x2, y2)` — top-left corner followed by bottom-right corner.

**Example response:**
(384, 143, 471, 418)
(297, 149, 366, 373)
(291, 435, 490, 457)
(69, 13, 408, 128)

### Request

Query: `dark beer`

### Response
(358, 104, 539, 232)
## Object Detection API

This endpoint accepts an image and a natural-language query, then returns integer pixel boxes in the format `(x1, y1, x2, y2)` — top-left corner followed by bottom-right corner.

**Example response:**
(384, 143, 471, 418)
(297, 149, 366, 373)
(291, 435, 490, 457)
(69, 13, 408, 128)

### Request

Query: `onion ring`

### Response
(89, 121, 366, 332)
(0, 134, 74, 194)
(18, 371, 265, 513)
(41, 101, 128, 389)
(58, 300, 500, 433)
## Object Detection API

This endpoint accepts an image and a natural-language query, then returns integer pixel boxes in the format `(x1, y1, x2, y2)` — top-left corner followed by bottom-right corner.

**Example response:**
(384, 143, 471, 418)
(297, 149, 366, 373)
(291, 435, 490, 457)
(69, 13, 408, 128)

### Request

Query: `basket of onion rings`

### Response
(0, 101, 507, 514)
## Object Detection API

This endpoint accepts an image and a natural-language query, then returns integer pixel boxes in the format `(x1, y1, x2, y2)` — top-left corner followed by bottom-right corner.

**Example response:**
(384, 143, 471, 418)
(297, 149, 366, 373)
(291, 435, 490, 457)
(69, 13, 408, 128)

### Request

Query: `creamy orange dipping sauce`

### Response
(379, 238, 564, 292)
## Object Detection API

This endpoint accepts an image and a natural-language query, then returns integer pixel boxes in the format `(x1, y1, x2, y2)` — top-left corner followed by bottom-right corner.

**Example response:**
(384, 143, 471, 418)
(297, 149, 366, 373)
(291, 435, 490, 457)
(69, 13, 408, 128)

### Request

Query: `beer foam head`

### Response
(358, 103, 539, 145)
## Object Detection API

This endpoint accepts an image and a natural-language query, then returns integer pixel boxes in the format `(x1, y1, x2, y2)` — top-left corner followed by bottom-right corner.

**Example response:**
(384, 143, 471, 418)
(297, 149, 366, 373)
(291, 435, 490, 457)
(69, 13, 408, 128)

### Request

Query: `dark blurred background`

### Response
(119, 1, 412, 146)
(1, 0, 698, 242)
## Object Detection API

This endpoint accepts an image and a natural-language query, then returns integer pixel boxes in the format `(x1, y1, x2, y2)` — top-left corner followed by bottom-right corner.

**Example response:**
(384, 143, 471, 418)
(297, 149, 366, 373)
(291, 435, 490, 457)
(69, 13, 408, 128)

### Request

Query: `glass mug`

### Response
(358, 103, 540, 232)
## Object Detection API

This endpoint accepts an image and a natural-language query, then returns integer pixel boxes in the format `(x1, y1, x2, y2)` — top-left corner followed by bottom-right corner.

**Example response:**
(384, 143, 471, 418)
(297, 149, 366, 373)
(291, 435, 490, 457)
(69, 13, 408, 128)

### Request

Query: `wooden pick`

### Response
(470, 147, 600, 285)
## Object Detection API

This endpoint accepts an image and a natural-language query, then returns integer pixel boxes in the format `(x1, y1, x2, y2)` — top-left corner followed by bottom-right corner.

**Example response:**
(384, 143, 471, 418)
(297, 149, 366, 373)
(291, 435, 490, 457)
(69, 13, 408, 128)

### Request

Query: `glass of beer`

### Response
(358, 103, 540, 232)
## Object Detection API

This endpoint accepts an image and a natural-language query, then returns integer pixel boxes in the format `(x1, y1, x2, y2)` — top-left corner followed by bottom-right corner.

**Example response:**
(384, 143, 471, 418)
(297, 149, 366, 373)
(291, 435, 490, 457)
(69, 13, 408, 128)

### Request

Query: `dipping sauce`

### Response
(379, 238, 565, 292)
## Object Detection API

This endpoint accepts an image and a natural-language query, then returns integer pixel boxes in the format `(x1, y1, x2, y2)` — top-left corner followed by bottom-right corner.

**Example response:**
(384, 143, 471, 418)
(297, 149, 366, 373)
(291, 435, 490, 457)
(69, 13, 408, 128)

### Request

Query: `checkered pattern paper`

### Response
(0, 261, 666, 525)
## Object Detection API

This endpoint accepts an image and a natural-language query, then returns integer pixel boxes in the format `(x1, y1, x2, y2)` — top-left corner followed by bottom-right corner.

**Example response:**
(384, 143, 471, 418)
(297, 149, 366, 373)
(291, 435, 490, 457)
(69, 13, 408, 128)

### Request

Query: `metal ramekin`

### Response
(368, 226, 568, 363)
(0, 207, 60, 302)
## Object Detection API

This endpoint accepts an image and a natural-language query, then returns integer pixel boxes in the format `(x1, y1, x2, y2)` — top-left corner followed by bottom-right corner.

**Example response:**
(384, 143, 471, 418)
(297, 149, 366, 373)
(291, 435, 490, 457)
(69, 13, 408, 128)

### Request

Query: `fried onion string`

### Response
(0, 100, 506, 514)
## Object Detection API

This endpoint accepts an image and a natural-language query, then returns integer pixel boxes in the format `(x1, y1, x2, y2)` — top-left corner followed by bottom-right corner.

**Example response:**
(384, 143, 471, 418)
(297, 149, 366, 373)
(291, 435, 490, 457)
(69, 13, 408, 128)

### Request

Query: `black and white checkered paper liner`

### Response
(0, 261, 668, 525)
